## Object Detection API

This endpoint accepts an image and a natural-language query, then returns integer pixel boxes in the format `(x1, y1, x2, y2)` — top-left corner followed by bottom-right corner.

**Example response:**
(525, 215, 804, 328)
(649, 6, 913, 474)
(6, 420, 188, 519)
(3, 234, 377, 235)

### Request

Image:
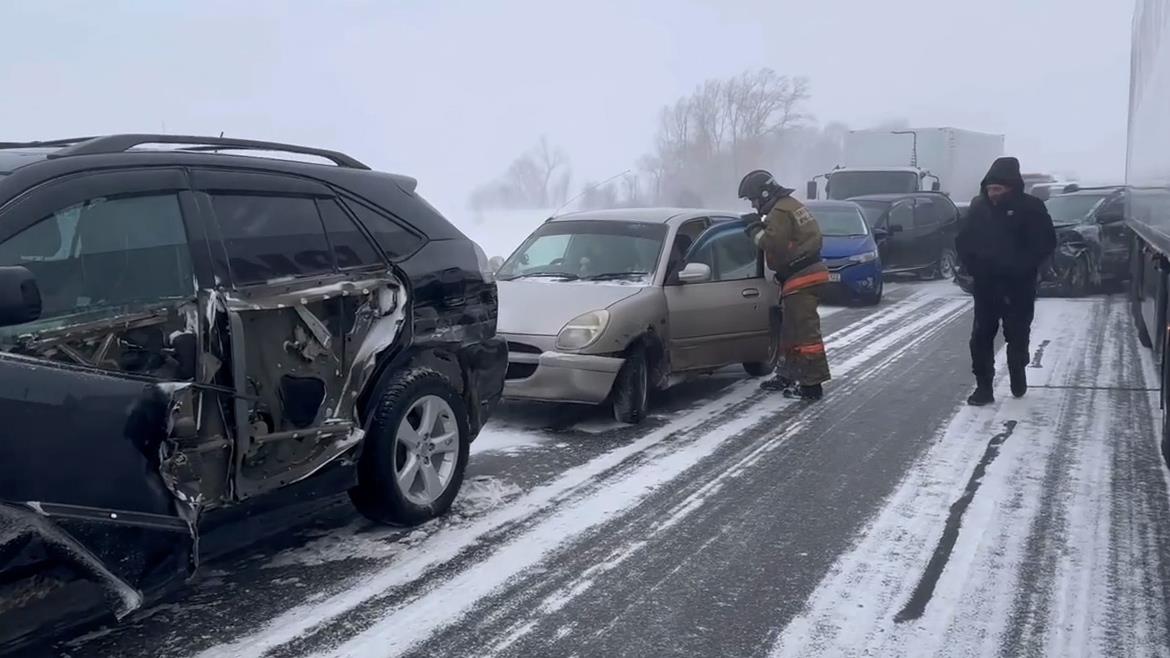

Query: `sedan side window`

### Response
(687, 227, 761, 282)
(0, 193, 193, 325)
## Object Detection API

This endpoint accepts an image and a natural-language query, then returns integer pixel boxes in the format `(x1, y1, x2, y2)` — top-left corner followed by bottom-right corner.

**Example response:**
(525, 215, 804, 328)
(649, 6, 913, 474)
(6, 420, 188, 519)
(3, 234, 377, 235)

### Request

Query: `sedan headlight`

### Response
(556, 310, 610, 351)
(848, 250, 879, 264)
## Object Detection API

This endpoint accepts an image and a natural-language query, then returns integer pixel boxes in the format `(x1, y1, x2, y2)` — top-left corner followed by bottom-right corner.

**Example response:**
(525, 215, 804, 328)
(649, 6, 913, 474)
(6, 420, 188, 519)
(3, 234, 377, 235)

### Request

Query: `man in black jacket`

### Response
(955, 157, 1056, 406)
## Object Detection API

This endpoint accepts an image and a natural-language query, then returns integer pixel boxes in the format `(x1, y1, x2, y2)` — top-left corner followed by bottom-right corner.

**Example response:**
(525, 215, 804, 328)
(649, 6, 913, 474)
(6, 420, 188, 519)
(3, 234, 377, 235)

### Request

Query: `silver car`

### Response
(496, 208, 780, 423)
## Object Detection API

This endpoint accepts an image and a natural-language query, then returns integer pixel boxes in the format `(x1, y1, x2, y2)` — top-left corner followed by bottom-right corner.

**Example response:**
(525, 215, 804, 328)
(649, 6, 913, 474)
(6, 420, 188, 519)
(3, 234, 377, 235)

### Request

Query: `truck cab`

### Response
(807, 166, 941, 201)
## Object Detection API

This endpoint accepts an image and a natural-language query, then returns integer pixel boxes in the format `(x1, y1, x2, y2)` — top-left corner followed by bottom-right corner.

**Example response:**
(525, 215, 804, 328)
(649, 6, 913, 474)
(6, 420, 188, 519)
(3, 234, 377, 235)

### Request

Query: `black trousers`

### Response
(970, 277, 1037, 382)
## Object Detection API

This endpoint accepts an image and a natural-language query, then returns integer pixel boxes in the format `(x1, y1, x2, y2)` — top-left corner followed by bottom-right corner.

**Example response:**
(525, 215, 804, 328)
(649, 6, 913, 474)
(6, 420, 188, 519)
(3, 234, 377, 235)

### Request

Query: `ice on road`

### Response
(54, 282, 1170, 658)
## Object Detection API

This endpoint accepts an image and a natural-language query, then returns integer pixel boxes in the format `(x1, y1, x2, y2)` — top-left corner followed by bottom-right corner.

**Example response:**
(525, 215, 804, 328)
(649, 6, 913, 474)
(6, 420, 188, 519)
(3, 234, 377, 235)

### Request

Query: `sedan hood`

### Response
(821, 235, 876, 259)
(497, 279, 646, 336)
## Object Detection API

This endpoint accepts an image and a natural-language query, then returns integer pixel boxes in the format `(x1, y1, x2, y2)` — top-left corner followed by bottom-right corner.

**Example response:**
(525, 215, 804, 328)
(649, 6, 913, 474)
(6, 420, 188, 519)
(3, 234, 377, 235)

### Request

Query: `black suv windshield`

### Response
(497, 220, 668, 281)
(854, 200, 892, 227)
(1046, 194, 1107, 224)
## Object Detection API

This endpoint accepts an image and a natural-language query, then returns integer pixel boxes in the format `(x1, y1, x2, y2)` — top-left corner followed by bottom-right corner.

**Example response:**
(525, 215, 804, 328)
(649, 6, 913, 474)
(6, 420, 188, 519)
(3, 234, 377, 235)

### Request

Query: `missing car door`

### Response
(196, 173, 409, 500)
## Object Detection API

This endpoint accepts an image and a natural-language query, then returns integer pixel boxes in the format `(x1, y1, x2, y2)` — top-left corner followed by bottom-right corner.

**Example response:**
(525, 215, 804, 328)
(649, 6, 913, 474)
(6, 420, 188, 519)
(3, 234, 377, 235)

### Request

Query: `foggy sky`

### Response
(0, 0, 1132, 222)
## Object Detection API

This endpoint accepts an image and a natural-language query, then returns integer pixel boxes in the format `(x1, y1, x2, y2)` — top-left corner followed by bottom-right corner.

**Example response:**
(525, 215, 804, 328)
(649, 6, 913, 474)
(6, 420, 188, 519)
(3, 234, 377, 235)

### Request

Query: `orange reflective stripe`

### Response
(782, 270, 830, 296)
(792, 342, 825, 355)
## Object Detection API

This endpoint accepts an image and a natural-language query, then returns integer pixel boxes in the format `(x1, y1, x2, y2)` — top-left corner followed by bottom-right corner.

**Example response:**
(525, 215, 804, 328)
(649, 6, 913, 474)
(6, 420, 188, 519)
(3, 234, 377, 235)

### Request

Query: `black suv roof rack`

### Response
(39, 134, 370, 170)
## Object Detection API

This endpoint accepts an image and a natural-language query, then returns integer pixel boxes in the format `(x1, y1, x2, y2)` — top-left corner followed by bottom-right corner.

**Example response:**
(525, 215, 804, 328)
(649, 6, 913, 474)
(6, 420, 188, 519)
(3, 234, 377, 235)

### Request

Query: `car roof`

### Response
(0, 134, 416, 187)
(848, 193, 925, 202)
(805, 200, 862, 208)
(1055, 186, 1123, 196)
(548, 207, 731, 225)
(0, 148, 55, 175)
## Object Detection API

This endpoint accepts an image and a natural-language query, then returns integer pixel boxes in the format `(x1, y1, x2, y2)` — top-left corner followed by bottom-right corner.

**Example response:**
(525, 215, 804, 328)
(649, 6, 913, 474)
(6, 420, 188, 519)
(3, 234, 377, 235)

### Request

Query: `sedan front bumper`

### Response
(502, 335, 624, 405)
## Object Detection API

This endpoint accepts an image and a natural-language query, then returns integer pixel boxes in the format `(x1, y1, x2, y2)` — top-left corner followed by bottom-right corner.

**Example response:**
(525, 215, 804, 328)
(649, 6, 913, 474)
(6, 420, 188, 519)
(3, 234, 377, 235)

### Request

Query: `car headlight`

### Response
(848, 250, 879, 264)
(556, 310, 610, 351)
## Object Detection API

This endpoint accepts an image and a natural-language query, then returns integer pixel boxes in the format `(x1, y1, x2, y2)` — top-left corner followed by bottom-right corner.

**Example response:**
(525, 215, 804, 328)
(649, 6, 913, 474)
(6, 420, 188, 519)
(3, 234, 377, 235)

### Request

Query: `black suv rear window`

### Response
(211, 194, 334, 285)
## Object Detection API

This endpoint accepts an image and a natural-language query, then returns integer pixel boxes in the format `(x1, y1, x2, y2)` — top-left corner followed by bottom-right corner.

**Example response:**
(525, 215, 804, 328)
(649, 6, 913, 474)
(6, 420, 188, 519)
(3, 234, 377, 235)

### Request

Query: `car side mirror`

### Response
(677, 262, 712, 284)
(0, 266, 42, 328)
(889, 224, 905, 234)
(806, 181, 817, 200)
(931, 181, 941, 192)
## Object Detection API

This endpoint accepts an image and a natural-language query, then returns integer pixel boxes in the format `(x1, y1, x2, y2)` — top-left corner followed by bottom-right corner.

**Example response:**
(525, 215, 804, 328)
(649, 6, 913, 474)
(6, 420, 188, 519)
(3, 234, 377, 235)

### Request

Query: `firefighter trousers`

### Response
(777, 285, 831, 386)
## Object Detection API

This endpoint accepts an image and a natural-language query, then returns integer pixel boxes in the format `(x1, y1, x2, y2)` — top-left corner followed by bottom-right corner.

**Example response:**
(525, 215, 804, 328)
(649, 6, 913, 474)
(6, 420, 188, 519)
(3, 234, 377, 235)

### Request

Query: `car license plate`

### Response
(828, 273, 841, 282)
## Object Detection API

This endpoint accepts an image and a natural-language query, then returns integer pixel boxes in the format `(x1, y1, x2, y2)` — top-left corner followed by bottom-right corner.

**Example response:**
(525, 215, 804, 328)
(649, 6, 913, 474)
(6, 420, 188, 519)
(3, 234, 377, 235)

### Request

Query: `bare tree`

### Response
(468, 137, 573, 210)
(641, 67, 811, 207)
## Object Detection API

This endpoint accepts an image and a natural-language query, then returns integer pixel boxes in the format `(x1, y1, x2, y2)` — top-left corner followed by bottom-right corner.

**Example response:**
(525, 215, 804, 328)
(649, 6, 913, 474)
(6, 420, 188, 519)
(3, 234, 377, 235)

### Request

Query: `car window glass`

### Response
(211, 194, 333, 285)
(668, 219, 707, 276)
(517, 234, 572, 269)
(913, 200, 937, 228)
(318, 199, 382, 269)
(688, 225, 760, 282)
(345, 201, 425, 259)
(932, 199, 956, 224)
(711, 230, 759, 280)
(0, 193, 193, 327)
(889, 201, 913, 230)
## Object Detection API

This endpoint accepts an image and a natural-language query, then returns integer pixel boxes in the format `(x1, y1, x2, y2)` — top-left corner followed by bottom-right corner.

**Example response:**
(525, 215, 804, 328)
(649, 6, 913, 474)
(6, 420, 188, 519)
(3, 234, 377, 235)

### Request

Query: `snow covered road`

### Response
(48, 281, 1170, 658)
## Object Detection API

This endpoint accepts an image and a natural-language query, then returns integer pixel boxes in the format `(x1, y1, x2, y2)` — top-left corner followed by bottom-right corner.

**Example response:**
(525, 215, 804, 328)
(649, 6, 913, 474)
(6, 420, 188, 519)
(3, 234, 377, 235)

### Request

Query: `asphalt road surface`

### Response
(42, 280, 1170, 658)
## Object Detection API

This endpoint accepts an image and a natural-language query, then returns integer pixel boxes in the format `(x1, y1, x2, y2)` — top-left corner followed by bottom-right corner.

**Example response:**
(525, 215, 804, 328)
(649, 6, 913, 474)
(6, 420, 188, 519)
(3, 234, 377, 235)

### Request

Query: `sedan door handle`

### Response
(741, 288, 760, 298)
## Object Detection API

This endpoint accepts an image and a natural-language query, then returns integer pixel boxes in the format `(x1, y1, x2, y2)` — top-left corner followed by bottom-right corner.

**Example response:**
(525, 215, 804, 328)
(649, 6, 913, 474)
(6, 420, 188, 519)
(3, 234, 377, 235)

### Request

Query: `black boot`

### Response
(1009, 363, 1027, 398)
(761, 374, 795, 392)
(967, 378, 994, 406)
(784, 383, 824, 401)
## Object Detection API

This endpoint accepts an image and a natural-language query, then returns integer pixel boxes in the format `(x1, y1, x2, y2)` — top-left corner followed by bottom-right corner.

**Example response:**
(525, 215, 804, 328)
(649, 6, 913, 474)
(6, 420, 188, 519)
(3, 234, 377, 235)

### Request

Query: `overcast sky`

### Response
(0, 0, 1132, 222)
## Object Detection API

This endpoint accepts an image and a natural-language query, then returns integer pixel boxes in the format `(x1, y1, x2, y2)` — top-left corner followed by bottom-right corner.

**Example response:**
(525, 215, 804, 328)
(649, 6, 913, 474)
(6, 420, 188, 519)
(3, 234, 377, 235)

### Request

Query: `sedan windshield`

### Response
(809, 206, 869, 236)
(497, 220, 668, 281)
(1045, 194, 1107, 224)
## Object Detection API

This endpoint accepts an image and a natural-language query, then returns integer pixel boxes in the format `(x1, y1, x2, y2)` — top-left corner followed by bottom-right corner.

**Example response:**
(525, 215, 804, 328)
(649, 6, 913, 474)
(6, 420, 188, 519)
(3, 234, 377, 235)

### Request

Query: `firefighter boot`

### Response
(784, 383, 824, 401)
(761, 374, 796, 392)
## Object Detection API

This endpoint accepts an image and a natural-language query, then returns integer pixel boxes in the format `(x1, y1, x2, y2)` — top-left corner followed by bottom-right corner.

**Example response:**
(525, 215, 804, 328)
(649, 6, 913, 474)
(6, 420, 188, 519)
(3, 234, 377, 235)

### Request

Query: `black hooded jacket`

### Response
(955, 157, 1056, 282)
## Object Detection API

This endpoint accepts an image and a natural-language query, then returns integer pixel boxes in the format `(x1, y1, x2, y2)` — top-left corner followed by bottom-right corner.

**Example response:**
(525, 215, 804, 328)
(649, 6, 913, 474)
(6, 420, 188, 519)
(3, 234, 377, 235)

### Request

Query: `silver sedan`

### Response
(495, 208, 780, 423)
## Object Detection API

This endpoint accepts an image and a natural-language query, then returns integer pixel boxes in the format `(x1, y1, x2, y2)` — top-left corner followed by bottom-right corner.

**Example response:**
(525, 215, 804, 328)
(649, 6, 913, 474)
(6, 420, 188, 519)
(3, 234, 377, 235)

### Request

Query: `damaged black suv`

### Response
(0, 135, 507, 648)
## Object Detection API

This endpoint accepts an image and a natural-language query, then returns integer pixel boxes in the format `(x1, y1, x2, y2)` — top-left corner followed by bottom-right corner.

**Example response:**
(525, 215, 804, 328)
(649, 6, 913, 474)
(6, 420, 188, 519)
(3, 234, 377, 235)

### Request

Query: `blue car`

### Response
(806, 200, 883, 305)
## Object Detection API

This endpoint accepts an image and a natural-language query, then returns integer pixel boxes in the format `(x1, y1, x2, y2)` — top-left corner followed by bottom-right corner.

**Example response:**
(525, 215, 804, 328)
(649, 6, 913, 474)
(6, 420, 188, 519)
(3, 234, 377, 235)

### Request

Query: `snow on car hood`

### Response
(496, 279, 646, 337)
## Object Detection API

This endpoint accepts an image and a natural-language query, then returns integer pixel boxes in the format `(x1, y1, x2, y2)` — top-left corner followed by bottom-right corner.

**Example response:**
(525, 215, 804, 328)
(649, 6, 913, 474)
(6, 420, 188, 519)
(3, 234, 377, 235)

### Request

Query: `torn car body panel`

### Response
(215, 271, 408, 500)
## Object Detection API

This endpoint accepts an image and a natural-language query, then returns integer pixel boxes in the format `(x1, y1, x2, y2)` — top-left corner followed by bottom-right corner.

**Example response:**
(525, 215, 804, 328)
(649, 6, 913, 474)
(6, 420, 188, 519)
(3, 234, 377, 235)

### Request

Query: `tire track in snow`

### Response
(770, 297, 1115, 657)
(286, 298, 971, 658)
(188, 289, 954, 658)
(461, 298, 974, 658)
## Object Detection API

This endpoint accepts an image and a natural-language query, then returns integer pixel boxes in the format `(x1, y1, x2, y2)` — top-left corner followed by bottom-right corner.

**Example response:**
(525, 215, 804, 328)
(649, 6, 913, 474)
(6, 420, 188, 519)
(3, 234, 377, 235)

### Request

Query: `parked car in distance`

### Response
(0, 135, 507, 652)
(807, 201, 883, 305)
(495, 208, 780, 423)
(851, 192, 960, 280)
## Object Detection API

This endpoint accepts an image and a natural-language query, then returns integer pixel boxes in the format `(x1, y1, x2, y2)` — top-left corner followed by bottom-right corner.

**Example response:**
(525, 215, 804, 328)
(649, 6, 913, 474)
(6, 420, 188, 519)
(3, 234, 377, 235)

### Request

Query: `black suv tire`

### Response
(350, 369, 469, 526)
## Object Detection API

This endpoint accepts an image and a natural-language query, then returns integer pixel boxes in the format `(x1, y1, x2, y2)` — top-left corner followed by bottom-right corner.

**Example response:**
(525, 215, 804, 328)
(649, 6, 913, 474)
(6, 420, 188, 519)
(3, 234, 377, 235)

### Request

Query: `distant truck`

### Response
(807, 127, 1005, 203)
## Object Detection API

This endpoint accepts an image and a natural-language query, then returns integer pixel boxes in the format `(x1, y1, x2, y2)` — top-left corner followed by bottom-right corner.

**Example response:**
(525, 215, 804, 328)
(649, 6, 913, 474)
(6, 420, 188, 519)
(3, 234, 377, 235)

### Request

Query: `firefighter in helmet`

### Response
(738, 169, 831, 400)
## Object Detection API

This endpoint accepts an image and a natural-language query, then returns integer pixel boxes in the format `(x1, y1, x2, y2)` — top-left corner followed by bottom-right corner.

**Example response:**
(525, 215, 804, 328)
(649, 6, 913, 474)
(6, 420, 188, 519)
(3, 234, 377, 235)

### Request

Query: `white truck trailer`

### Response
(807, 127, 1005, 202)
